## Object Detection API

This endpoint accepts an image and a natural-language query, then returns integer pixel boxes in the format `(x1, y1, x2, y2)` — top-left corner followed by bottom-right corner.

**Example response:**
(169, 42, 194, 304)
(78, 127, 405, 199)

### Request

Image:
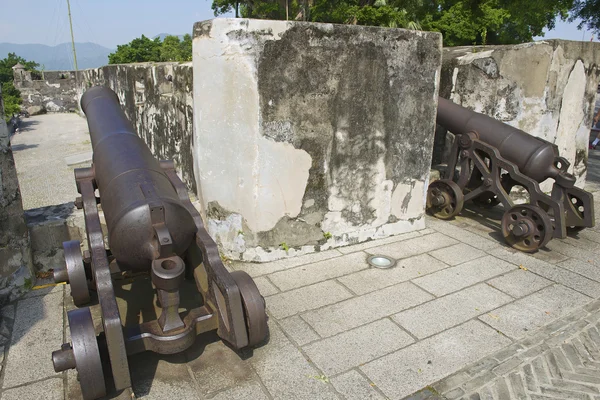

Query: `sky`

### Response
(0, 0, 596, 49)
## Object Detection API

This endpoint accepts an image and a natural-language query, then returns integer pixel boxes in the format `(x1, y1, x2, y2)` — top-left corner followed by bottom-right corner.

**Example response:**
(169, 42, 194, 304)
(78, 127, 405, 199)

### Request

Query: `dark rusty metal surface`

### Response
(60, 240, 90, 306)
(426, 180, 464, 220)
(501, 204, 553, 252)
(230, 271, 268, 347)
(433, 97, 595, 252)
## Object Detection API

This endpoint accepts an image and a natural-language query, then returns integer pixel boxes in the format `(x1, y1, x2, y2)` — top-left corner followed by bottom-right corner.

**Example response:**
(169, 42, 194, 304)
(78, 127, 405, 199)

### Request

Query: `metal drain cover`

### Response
(367, 255, 396, 269)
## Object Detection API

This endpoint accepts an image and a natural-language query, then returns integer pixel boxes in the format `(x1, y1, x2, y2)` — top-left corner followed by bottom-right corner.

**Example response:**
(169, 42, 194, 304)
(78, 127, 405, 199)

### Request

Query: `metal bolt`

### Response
(431, 195, 446, 206)
(52, 343, 76, 372)
(483, 178, 492, 187)
(512, 222, 529, 237)
(460, 150, 469, 158)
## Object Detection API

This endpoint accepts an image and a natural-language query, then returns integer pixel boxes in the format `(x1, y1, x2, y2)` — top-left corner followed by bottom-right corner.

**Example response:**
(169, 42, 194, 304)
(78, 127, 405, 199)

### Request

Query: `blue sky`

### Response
(0, 0, 596, 49)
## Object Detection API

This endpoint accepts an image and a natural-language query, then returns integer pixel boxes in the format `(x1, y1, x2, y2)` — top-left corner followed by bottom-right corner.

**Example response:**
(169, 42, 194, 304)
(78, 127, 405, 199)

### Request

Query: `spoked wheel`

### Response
(501, 204, 553, 252)
(52, 308, 106, 400)
(427, 180, 464, 220)
(472, 191, 501, 208)
(230, 271, 268, 347)
(54, 240, 90, 306)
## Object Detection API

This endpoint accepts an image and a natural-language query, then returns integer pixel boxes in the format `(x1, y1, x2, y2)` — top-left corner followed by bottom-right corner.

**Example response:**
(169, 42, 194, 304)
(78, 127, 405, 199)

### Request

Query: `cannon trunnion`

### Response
(51, 87, 268, 399)
(428, 97, 595, 252)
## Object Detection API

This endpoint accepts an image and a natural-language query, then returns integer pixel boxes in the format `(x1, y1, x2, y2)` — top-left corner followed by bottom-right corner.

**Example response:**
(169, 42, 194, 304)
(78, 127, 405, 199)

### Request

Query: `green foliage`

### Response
(108, 34, 192, 64)
(570, 0, 600, 34)
(0, 53, 38, 121)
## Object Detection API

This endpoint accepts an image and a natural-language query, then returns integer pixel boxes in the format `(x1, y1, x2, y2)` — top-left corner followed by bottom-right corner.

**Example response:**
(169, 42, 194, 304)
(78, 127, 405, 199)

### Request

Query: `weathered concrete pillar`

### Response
(192, 19, 442, 261)
(0, 86, 35, 302)
(434, 40, 600, 192)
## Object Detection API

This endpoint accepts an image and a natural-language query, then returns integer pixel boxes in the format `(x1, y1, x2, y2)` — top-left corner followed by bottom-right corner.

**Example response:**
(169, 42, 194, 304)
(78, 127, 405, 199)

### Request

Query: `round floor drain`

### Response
(367, 255, 396, 269)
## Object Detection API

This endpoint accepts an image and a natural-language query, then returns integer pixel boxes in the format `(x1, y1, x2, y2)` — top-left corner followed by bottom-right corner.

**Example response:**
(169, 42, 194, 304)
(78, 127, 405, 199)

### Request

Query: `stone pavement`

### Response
(10, 113, 92, 210)
(0, 168, 598, 399)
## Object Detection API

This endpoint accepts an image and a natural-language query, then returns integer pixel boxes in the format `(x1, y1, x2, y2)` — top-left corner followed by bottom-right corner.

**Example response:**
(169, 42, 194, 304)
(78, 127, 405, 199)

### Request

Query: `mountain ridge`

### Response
(0, 42, 114, 71)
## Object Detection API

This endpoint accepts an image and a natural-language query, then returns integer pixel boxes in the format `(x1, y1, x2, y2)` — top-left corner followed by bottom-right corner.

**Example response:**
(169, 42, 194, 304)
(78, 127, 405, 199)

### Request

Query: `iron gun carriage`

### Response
(427, 97, 595, 252)
(51, 86, 268, 399)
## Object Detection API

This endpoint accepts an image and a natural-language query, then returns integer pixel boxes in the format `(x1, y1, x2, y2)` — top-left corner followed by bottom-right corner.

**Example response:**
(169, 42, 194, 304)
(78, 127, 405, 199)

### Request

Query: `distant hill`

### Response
(0, 42, 114, 71)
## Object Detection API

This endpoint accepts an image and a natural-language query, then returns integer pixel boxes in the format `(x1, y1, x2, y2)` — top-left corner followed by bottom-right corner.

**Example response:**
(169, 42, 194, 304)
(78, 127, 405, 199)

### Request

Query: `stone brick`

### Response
(413, 256, 515, 297)
(337, 254, 449, 296)
(365, 232, 458, 260)
(330, 370, 385, 400)
(209, 382, 269, 400)
(431, 371, 471, 393)
(1, 378, 63, 400)
(492, 357, 524, 376)
(424, 218, 500, 251)
(253, 276, 279, 296)
(279, 315, 320, 346)
(479, 285, 591, 340)
(302, 282, 433, 337)
(393, 283, 512, 339)
(558, 259, 600, 283)
(360, 320, 511, 399)
(304, 318, 414, 375)
(487, 270, 552, 298)
(429, 243, 486, 266)
(268, 252, 369, 291)
(231, 249, 343, 278)
(266, 280, 353, 319)
(337, 231, 421, 254)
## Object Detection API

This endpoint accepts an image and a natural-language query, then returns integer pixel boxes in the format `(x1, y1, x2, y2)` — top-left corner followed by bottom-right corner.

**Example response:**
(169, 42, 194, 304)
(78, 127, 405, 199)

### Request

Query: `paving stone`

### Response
(549, 378, 600, 394)
(365, 232, 458, 260)
(268, 252, 369, 291)
(337, 254, 450, 296)
(558, 258, 600, 283)
(253, 276, 279, 296)
(412, 256, 515, 297)
(546, 240, 600, 267)
(248, 322, 339, 400)
(463, 358, 500, 377)
(431, 371, 471, 393)
(393, 284, 512, 339)
(530, 248, 571, 264)
(337, 231, 421, 254)
(231, 249, 343, 277)
(492, 357, 524, 376)
(479, 285, 591, 339)
(3, 292, 63, 388)
(493, 377, 511, 400)
(279, 315, 320, 346)
(1, 378, 63, 400)
(429, 243, 486, 266)
(487, 270, 553, 298)
(209, 381, 270, 400)
(575, 229, 600, 245)
(266, 280, 353, 319)
(462, 371, 498, 393)
(302, 282, 433, 337)
(304, 318, 414, 375)
(425, 217, 500, 251)
(22, 283, 65, 299)
(330, 369, 385, 400)
(360, 320, 511, 399)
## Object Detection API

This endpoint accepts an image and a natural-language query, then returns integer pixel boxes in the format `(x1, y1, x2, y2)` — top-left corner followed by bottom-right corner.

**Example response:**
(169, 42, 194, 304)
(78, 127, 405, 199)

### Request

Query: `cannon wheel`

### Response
(230, 271, 268, 347)
(67, 308, 106, 400)
(427, 180, 464, 220)
(64, 240, 91, 306)
(501, 204, 553, 252)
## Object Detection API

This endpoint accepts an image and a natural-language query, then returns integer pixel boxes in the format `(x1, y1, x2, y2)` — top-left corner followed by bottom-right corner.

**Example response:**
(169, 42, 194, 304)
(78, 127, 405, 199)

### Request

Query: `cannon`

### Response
(51, 86, 268, 399)
(427, 97, 595, 252)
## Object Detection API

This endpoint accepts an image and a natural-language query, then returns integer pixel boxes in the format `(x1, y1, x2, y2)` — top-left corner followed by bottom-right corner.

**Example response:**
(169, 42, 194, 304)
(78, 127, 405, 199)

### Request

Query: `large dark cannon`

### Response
(428, 97, 595, 252)
(51, 86, 268, 399)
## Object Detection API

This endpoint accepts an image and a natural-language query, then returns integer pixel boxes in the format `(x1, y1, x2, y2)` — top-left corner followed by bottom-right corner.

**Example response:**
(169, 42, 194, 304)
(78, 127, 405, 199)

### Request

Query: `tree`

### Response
(0, 53, 38, 121)
(108, 34, 192, 64)
(570, 0, 600, 34)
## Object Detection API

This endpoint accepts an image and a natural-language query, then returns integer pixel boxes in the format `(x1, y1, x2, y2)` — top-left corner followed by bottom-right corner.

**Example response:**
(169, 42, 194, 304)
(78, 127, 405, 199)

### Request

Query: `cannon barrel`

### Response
(437, 97, 563, 183)
(80, 86, 196, 270)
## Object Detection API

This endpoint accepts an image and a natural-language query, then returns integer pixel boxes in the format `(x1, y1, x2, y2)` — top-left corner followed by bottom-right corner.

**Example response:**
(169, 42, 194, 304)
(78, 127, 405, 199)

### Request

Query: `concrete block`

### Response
(302, 282, 433, 337)
(435, 41, 600, 189)
(268, 252, 370, 291)
(253, 276, 279, 297)
(429, 243, 486, 266)
(331, 369, 386, 400)
(249, 321, 339, 399)
(413, 255, 516, 296)
(279, 315, 320, 346)
(487, 269, 553, 298)
(266, 280, 353, 319)
(365, 232, 459, 260)
(3, 292, 63, 388)
(192, 19, 442, 261)
(479, 284, 591, 339)
(393, 283, 512, 339)
(337, 254, 450, 295)
(360, 320, 511, 399)
(1, 378, 63, 400)
(231, 249, 343, 278)
(304, 318, 414, 375)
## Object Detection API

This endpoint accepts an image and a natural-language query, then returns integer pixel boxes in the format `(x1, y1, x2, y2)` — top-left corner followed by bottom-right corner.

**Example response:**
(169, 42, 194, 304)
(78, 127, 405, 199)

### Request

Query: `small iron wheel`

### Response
(426, 180, 464, 220)
(472, 191, 501, 208)
(230, 271, 268, 347)
(64, 308, 106, 400)
(63, 240, 91, 306)
(501, 204, 553, 252)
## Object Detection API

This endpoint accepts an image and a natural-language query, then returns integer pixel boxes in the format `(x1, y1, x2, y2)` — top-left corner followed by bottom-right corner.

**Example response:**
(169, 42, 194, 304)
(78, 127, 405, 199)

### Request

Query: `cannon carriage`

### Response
(428, 97, 595, 252)
(51, 87, 268, 399)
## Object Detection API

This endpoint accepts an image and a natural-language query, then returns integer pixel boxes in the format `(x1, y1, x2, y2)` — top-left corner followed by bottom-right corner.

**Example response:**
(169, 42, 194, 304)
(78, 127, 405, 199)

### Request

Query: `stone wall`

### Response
(0, 86, 35, 303)
(193, 19, 442, 262)
(434, 40, 600, 193)
(14, 69, 80, 114)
